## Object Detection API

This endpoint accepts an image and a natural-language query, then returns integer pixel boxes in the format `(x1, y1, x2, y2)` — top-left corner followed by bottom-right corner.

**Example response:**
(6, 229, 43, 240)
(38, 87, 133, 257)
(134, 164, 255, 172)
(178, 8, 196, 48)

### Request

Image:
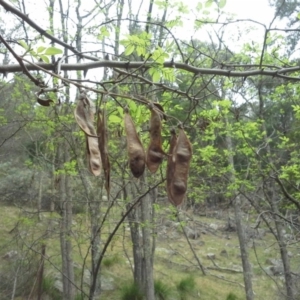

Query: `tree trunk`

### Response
(262, 128, 294, 299)
(37, 171, 43, 221)
(268, 189, 294, 298)
(226, 132, 254, 300)
(126, 185, 143, 287)
(127, 176, 155, 300)
(258, 89, 295, 299)
(89, 188, 102, 298)
(58, 144, 75, 300)
(140, 177, 155, 300)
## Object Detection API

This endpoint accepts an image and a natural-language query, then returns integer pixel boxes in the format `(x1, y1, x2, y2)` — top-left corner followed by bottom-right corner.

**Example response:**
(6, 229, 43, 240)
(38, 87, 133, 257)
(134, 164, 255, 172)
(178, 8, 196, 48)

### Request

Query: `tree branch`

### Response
(0, 0, 99, 62)
(1, 59, 300, 80)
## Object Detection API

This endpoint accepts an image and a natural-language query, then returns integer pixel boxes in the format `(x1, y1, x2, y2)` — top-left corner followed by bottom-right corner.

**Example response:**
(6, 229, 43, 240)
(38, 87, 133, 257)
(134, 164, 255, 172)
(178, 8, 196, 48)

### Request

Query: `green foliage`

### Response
(18, 40, 63, 63)
(121, 32, 152, 56)
(0, 162, 34, 206)
(102, 253, 122, 268)
(0, 108, 7, 125)
(42, 276, 61, 300)
(176, 276, 196, 300)
(154, 279, 173, 300)
(97, 26, 110, 40)
(54, 162, 77, 176)
(226, 292, 239, 300)
(75, 293, 85, 300)
(119, 281, 144, 300)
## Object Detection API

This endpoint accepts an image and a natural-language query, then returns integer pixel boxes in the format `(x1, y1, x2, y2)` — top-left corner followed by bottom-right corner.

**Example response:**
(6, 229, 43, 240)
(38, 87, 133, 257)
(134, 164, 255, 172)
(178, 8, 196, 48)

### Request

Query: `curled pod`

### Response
(86, 135, 102, 176)
(97, 109, 110, 193)
(166, 129, 177, 206)
(169, 127, 192, 206)
(74, 93, 96, 135)
(74, 93, 101, 176)
(146, 103, 165, 173)
(124, 107, 146, 178)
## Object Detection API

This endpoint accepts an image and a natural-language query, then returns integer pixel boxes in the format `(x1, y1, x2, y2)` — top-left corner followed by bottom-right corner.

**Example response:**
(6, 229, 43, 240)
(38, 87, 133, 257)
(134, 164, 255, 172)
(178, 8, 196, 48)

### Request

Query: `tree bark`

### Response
(140, 176, 155, 300)
(258, 89, 295, 299)
(37, 171, 43, 221)
(126, 184, 143, 288)
(262, 129, 294, 299)
(226, 132, 254, 300)
(58, 164, 75, 299)
(126, 177, 155, 300)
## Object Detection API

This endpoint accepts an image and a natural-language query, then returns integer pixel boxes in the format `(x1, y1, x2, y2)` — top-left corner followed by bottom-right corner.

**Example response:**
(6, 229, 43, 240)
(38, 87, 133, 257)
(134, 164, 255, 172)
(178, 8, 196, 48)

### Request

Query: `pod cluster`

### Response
(74, 93, 110, 193)
(74, 97, 192, 206)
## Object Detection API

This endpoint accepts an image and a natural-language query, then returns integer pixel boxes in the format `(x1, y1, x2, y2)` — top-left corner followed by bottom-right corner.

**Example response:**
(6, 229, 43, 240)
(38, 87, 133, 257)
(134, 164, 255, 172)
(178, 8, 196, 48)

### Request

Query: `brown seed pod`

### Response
(168, 127, 192, 206)
(146, 103, 165, 173)
(74, 93, 102, 176)
(74, 94, 98, 137)
(124, 107, 146, 178)
(37, 98, 54, 107)
(97, 109, 110, 193)
(153, 102, 167, 121)
(85, 135, 102, 176)
(166, 129, 177, 206)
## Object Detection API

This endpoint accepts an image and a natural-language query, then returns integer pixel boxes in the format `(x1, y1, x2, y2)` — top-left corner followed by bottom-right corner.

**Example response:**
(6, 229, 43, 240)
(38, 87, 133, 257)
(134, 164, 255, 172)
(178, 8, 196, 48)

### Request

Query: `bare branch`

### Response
(0, 0, 99, 61)
(1, 59, 300, 81)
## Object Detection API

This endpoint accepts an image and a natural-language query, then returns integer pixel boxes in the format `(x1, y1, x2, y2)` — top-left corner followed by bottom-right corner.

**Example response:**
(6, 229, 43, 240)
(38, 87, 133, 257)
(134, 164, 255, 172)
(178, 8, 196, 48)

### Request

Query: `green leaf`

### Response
(219, 0, 226, 8)
(19, 40, 29, 50)
(109, 115, 122, 123)
(136, 46, 145, 57)
(128, 101, 137, 113)
(117, 106, 124, 118)
(149, 67, 161, 82)
(97, 26, 110, 40)
(39, 55, 50, 63)
(196, 3, 203, 11)
(124, 44, 135, 56)
(37, 46, 46, 54)
(205, 0, 214, 8)
(44, 47, 63, 55)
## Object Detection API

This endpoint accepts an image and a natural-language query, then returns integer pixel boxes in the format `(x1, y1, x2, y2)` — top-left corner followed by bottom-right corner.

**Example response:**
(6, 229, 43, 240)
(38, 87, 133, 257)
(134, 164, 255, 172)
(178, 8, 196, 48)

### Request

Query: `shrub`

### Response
(176, 276, 196, 300)
(120, 281, 144, 300)
(102, 253, 122, 268)
(154, 279, 173, 300)
(226, 292, 238, 300)
(42, 276, 61, 300)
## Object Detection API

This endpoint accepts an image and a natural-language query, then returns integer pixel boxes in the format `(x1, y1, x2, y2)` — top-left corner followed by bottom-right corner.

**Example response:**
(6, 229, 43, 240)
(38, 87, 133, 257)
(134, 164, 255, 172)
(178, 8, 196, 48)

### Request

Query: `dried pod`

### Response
(85, 135, 102, 176)
(74, 93, 101, 176)
(97, 109, 110, 193)
(124, 107, 146, 178)
(74, 93, 98, 137)
(146, 103, 165, 173)
(169, 127, 192, 206)
(37, 98, 54, 107)
(153, 102, 167, 121)
(166, 129, 177, 205)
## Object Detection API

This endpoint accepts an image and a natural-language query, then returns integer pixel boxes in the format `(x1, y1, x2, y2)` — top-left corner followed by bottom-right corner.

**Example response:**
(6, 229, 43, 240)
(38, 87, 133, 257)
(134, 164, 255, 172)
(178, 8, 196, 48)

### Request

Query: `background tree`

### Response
(1, 0, 300, 299)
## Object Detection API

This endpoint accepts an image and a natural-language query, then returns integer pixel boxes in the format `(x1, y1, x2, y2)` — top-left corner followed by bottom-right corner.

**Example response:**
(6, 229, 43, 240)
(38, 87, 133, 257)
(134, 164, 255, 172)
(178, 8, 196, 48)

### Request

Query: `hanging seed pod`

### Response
(97, 109, 110, 193)
(74, 92, 102, 176)
(146, 103, 165, 173)
(166, 129, 177, 206)
(169, 127, 192, 206)
(124, 107, 146, 178)
(74, 93, 98, 137)
(153, 102, 167, 121)
(37, 98, 54, 107)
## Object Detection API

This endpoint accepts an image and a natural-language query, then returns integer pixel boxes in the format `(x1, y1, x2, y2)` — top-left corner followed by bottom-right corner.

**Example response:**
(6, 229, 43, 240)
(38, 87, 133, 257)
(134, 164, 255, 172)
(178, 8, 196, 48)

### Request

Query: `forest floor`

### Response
(0, 204, 299, 300)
